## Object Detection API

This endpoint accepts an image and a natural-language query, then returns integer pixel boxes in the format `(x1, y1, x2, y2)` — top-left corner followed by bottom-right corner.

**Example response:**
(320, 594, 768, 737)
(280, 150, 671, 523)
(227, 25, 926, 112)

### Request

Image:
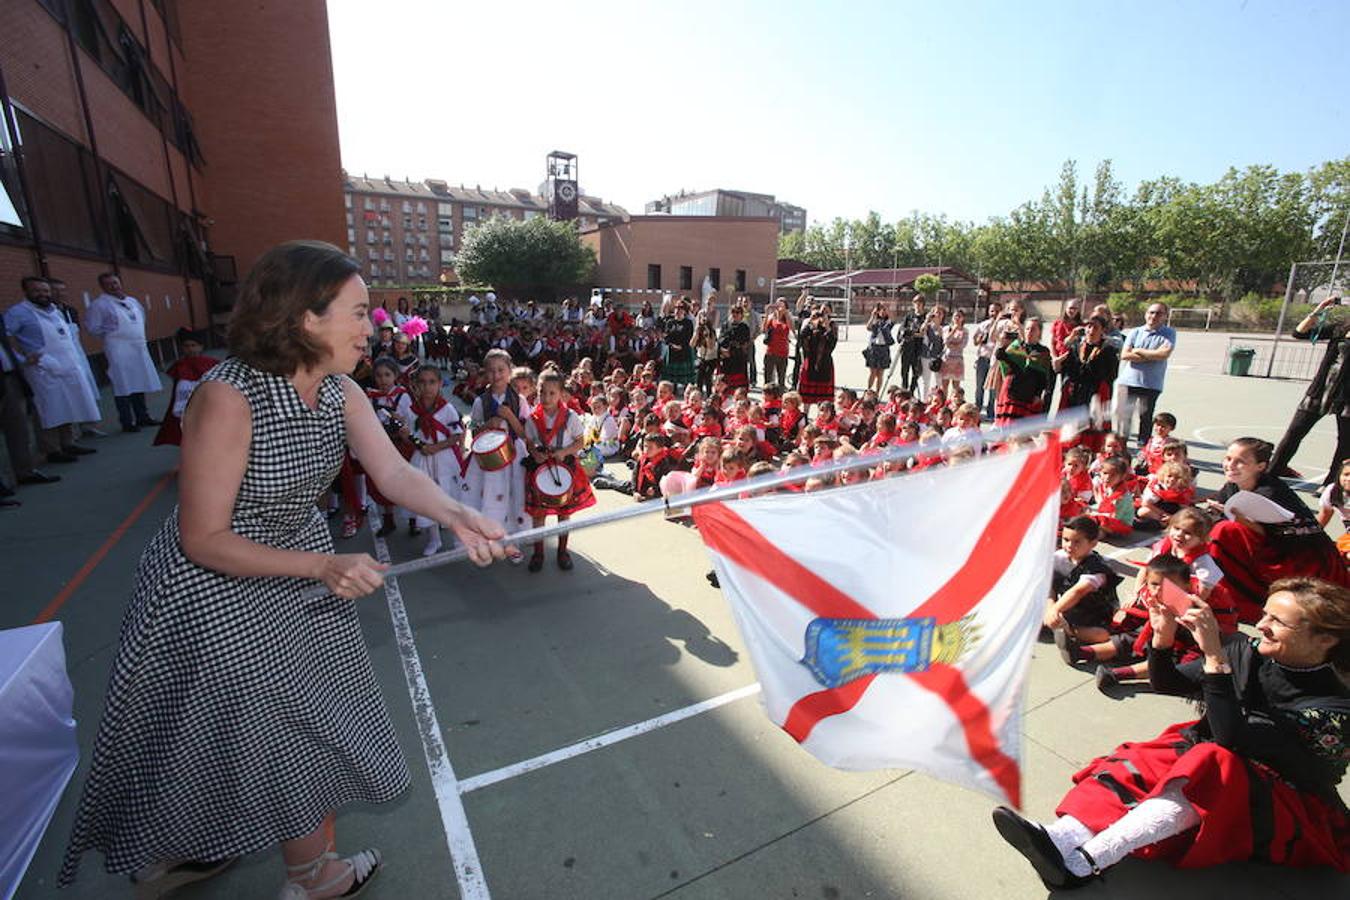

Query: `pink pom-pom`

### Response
(371, 307, 390, 326)
(401, 315, 429, 338)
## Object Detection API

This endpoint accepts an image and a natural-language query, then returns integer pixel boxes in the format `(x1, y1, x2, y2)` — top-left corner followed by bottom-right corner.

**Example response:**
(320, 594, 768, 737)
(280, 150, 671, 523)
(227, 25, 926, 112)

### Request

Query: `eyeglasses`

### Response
(1257, 611, 1304, 631)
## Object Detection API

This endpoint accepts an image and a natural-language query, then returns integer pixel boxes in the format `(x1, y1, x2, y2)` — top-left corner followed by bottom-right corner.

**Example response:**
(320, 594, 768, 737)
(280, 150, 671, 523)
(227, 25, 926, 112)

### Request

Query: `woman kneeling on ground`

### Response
(994, 576, 1350, 888)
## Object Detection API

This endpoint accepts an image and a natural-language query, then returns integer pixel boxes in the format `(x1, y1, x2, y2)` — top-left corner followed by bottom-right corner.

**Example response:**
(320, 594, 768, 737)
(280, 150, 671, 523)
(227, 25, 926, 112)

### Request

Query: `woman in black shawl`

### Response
(796, 306, 838, 407)
(661, 298, 696, 389)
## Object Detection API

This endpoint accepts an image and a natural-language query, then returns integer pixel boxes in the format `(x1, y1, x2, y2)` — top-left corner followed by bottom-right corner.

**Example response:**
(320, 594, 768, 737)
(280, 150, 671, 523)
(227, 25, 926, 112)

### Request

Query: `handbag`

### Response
(928, 357, 942, 372)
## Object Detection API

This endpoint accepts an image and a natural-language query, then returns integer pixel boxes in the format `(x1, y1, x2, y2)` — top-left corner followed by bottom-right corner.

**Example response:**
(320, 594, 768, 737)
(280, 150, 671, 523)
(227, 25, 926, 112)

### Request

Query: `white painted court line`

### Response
(370, 520, 491, 899)
(459, 682, 763, 794)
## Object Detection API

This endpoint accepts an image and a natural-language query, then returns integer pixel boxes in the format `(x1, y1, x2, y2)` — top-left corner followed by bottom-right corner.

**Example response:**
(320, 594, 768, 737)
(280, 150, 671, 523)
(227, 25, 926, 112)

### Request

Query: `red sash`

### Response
(412, 397, 469, 476)
(530, 405, 568, 449)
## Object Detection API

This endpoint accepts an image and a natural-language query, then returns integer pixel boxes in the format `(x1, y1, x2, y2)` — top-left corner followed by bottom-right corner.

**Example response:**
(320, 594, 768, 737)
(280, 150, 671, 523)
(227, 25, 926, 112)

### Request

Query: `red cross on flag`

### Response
(692, 436, 1060, 807)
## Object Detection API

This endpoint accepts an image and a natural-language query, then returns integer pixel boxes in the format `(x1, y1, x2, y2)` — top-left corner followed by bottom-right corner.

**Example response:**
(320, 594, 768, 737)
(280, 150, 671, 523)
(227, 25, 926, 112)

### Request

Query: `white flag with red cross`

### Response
(692, 436, 1060, 807)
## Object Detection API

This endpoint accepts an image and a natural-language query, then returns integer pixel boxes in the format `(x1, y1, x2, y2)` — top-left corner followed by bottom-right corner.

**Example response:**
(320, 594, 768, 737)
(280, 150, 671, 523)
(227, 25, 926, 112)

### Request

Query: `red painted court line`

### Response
(32, 469, 177, 625)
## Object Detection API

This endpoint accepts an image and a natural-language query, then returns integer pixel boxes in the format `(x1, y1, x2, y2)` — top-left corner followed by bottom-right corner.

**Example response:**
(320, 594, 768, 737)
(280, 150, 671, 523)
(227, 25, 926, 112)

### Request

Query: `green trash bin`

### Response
(1228, 347, 1256, 376)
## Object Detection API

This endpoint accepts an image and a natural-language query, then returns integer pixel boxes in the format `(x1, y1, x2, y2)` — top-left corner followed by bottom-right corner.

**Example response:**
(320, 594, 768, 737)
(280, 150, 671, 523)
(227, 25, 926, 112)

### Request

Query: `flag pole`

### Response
(300, 410, 1088, 600)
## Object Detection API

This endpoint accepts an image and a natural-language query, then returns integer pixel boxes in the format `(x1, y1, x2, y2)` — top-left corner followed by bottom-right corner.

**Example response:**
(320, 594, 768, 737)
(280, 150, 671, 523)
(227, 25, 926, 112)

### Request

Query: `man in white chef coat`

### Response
(86, 272, 161, 433)
(3, 277, 99, 464)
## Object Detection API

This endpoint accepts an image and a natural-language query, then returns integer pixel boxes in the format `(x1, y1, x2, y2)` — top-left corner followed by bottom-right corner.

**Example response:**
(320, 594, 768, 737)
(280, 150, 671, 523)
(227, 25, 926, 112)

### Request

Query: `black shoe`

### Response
(47, 451, 78, 464)
(135, 417, 160, 427)
(1095, 664, 1120, 694)
(18, 470, 60, 485)
(0, 482, 12, 498)
(408, 520, 421, 537)
(557, 549, 573, 571)
(705, 570, 720, 588)
(527, 553, 544, 573)
(0, 497, 19, 508)
(64, 444, 97, 456)
(375, 518, 396, 538)
(123, 424, 141, 433)
(991, 806, 1092, 889)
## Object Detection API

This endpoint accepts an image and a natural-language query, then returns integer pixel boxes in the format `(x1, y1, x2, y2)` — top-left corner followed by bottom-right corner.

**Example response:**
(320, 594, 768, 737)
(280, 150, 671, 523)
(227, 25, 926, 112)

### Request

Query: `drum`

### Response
(531, 462, 574, 509)
(471, 429, 515, 471)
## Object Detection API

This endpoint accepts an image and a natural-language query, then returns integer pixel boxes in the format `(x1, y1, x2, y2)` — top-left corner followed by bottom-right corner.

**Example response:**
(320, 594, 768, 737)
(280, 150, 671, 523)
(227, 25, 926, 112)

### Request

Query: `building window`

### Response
(371, 263, 380, 277)
(347, 227, 356, 244)
(735, 269, 747, 292)
(440, 249, 455, 264)
(0, 108, 28, 236)
(345, 212, 353, 226)
(380, 199, 390, 212)
(679, 266, 692, 291)
(12, 110, 106, 255)
(402, 200, 412, 212)
(364, 197, 374, 210)
(462, 206, 478, 221)
(366, 230, 376, 244)
(344, 194, 352, 209)
(708, 267, 721, 290)
(647, 264, 662, 290)
(418, 235, 427, 246)
(402, 214, 412, 229)
(438, 202, 452, 216)
(384, 249, 393, 261)
(440, 230, 454, 248)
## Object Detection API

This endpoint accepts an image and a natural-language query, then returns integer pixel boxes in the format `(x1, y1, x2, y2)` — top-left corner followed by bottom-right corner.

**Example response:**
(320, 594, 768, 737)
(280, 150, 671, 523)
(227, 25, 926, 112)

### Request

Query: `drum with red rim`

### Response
(531, 462, 574, 508)
(471, 429, 515, 471)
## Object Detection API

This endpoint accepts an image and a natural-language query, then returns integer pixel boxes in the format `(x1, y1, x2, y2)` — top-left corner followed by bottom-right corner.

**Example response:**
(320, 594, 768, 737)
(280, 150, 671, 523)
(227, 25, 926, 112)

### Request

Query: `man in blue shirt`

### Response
(1114, 303, 1176, 447)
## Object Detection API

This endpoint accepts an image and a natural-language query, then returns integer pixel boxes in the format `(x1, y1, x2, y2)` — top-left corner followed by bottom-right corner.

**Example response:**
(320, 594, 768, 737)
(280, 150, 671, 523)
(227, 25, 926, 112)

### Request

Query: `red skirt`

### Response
(1056, 721, 1349, 870)
(152, 413, 183, 447)
(797, 368, 834, 406)
(340, 453, 393, 509)
(1208, 521, 1350, 624)
(994, 378, 1044, 427)
(523, 459, 596, 519)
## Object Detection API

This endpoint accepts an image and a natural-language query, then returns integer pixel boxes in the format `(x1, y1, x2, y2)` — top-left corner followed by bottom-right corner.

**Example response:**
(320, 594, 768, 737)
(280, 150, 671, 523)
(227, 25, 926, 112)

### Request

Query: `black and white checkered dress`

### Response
(59, 358, 409, 884)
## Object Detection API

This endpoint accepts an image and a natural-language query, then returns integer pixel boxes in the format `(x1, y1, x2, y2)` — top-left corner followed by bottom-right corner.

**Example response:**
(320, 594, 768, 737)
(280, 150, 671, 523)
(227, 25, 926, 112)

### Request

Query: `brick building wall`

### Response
(1, 0, 347, 352)
(179, 0, 346, 275)
(583, 217, 780, 304)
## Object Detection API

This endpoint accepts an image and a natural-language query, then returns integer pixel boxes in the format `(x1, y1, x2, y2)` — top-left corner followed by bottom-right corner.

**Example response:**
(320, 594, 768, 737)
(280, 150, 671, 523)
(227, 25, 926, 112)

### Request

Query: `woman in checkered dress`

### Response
(59, 242, 509, 899)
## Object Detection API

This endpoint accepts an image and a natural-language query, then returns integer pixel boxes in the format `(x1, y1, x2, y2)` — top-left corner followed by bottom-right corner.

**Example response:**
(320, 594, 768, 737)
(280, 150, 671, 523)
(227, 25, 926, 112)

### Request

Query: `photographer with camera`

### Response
(1271, 293, 1350, 484)
(797, 304, 838, 408)
(863, 302, 894, 393)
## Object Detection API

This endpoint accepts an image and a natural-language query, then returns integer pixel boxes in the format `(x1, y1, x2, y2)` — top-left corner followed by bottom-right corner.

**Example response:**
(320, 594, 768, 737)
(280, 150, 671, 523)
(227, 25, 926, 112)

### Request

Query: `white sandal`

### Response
(132, 858, 236, 899)
(278, 848, 382, 899)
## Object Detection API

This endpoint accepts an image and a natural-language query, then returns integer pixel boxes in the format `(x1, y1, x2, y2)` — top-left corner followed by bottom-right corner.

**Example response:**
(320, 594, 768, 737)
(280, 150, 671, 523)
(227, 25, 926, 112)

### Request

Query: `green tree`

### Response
(913, 273, 942, 300)
(454, 214, 595, 296)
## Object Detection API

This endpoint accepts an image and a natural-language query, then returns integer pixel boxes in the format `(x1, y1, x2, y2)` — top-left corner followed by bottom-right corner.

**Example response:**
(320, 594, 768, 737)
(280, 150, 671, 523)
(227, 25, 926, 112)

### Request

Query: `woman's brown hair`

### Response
(227, 240, 361, 375)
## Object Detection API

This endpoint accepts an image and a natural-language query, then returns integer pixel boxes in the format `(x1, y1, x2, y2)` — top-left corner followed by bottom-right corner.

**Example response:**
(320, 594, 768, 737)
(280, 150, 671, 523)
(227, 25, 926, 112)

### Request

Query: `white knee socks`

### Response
(1062, 782, 1200, 876)
(422, 525, 442, 557)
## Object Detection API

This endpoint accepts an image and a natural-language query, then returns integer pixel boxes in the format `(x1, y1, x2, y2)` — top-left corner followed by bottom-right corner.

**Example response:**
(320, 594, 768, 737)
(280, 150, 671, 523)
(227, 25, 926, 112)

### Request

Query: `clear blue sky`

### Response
(329, 0, 1347, 226)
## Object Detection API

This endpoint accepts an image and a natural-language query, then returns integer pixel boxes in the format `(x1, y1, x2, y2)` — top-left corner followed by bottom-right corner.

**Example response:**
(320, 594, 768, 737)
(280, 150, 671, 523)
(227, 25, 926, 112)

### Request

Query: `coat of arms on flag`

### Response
(692, 436, 1060, 807)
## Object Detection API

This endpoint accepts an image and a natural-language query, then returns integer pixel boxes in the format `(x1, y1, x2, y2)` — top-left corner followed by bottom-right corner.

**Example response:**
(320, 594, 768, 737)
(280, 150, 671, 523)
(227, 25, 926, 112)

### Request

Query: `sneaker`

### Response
(340, 514, 361, 540)
(556, 549, 574, 571)
(82, 426, 108, 437)
(64, 444, 97, 455)
(527, 552, 544, 573)
(18, 470, 60, 485)
(0, 497, 19, 509)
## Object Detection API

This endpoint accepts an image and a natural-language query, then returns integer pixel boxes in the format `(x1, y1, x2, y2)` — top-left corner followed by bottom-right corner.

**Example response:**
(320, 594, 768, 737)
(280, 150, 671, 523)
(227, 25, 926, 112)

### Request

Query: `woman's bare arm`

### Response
(177, 381, 386, 596)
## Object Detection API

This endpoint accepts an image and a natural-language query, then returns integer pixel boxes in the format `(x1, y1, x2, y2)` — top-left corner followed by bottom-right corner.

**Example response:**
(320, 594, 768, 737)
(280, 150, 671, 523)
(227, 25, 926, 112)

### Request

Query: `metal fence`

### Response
(1221, 336, 1318, 380)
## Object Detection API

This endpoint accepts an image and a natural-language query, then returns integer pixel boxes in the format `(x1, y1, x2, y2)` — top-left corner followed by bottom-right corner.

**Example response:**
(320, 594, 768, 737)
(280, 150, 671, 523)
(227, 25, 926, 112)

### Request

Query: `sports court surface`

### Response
(5, 330, 1347, 899)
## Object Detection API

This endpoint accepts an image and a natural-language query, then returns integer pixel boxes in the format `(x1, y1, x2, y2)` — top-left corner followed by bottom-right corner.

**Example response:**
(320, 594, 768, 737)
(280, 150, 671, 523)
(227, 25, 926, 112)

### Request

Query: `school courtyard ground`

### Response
(3, 328, 1347, 900)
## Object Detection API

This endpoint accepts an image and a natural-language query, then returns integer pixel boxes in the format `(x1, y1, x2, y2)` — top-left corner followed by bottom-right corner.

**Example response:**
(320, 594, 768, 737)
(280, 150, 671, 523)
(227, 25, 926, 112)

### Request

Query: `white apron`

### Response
(22, 302, 102, 429)
(94, 296, 161, 395)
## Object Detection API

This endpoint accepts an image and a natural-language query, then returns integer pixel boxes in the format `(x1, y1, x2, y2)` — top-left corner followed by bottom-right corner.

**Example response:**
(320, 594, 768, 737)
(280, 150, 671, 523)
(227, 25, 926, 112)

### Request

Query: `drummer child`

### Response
(467, 348, 530, 545)
(524, 370, 596, 572)
(408, 365, 469, 557)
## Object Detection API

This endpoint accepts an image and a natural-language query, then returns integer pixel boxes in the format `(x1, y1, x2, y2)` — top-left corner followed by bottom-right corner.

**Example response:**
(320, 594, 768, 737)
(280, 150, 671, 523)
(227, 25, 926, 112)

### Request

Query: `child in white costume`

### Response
(466, 349, 530, 542)
(407, 366, 469, 556)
